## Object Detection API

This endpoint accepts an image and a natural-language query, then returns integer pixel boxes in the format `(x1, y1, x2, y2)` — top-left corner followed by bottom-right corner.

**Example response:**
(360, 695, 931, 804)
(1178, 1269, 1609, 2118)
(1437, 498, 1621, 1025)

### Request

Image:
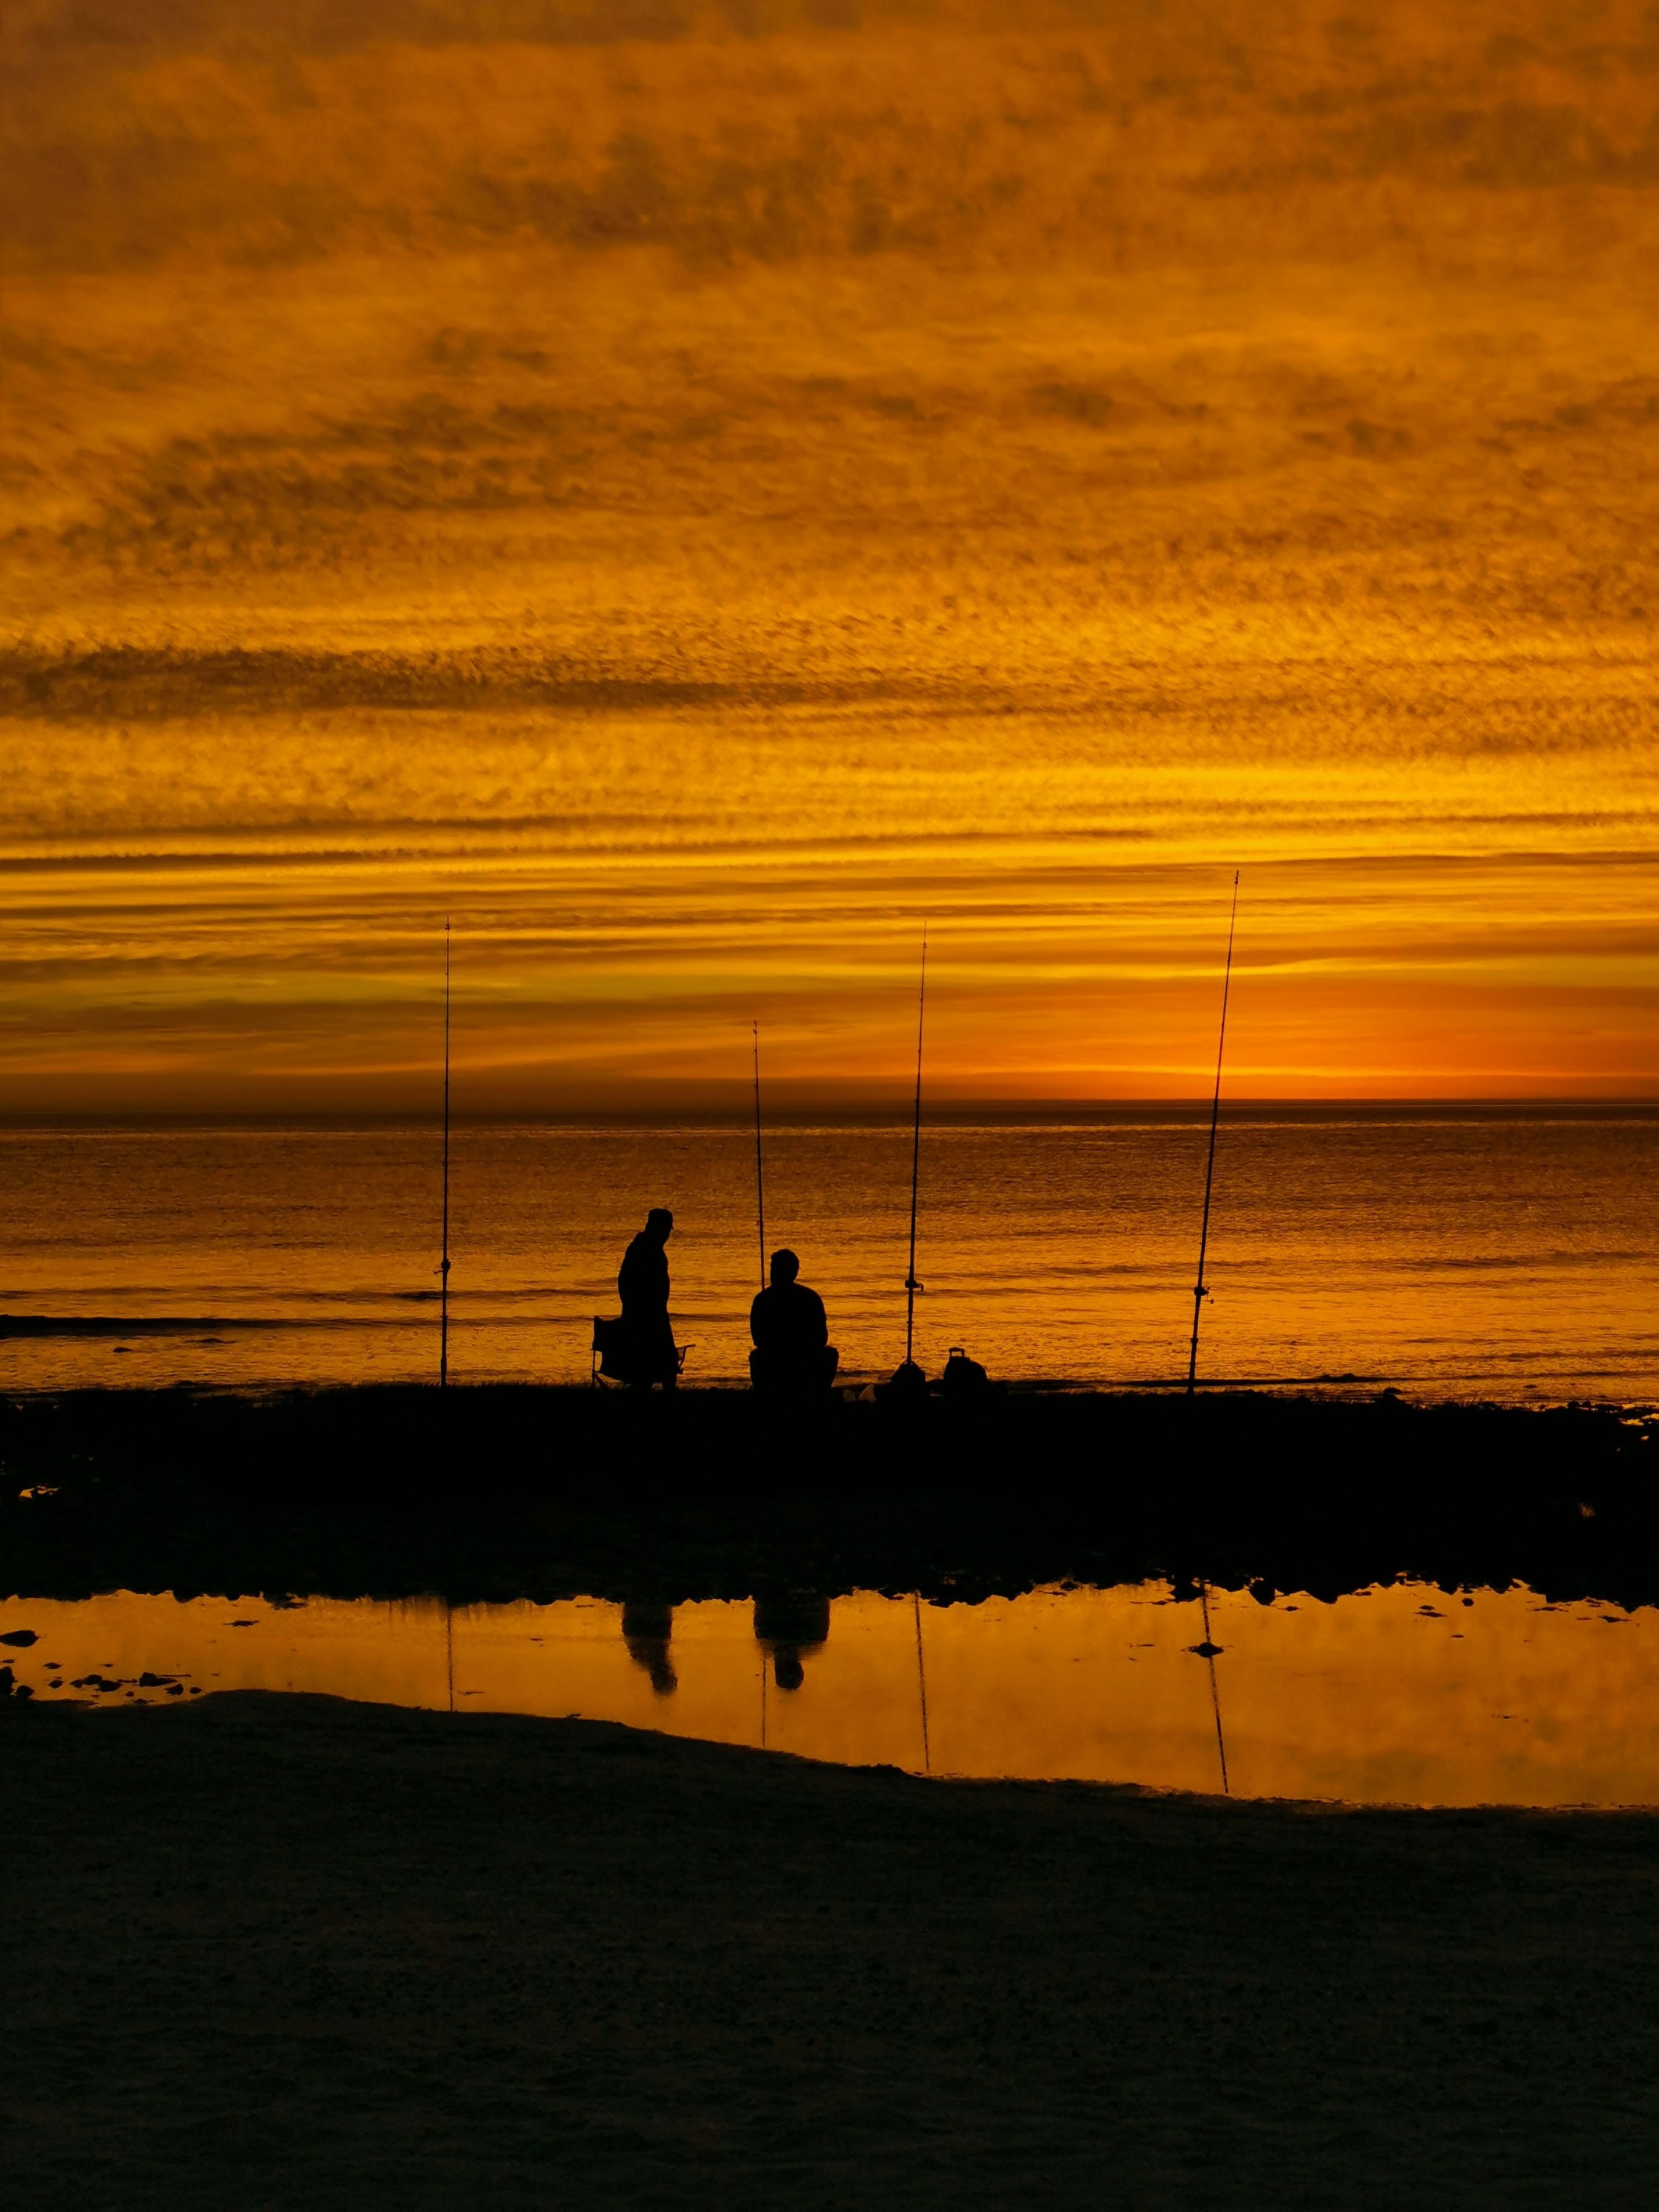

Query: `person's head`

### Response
(769, 1248, 799, 1286)
(646, 1208, 674, 1244)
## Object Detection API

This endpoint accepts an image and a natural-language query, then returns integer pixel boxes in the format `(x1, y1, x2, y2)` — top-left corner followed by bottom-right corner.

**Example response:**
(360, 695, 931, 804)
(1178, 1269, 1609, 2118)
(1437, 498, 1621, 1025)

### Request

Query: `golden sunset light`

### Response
(4, 0, 1655, 1107)
(9, 14, 1659, 2195)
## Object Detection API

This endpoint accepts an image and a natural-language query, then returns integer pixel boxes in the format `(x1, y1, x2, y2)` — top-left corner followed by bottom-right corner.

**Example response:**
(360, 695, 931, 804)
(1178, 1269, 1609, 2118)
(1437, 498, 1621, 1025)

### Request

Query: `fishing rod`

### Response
(1186, 872, 1239, 1396)
(752, 1020, 766, 1292)
(903, 925, 928, 1371)
(439, 916, 452, 1391)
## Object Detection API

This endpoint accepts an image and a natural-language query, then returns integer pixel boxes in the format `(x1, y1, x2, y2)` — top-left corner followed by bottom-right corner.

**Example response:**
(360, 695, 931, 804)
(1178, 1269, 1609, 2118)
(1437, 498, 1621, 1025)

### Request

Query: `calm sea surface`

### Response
(1, 1109, 1655, 1399)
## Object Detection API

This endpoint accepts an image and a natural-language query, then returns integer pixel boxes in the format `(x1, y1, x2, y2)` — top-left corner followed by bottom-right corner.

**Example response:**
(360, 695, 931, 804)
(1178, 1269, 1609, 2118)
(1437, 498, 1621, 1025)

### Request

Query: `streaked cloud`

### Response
(1, 2, 1655, 1106)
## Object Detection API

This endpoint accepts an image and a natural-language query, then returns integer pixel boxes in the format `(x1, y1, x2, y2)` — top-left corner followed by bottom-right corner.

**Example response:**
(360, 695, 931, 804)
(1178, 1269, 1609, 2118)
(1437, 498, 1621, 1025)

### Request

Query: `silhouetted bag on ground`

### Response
(939, 1346, 992, 1396)
(880, 1359, 928, 1398)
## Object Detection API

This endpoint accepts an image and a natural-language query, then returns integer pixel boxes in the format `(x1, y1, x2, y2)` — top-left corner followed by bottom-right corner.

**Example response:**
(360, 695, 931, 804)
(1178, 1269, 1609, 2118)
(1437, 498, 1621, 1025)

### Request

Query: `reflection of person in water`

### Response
(749, 1250, 838, 1397)
(617, 1208, 678, 1389)
(754, 1590, 831, 1691)
(622, 1600, 677, 1696)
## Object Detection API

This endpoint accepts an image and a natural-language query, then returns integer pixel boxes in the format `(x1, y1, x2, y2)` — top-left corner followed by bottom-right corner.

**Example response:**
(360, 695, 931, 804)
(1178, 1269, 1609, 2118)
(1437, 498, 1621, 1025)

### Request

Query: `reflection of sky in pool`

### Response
(4, 1581, 1655, 1809)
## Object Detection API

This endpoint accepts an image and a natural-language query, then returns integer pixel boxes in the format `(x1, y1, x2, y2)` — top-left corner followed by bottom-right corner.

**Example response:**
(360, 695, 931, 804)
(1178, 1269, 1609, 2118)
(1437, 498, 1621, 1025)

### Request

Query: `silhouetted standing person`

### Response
(749, 1248, 838, 1396)
(618, 1207, 679, 1389)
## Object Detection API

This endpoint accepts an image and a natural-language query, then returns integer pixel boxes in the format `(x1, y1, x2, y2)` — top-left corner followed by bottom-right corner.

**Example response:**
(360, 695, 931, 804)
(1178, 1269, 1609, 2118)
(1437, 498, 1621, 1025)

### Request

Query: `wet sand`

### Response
(6, 1692, 1657, 2209)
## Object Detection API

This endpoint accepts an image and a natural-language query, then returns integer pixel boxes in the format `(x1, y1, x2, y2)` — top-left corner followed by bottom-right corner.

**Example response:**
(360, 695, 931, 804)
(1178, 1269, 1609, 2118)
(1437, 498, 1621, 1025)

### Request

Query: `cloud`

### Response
(1, 1, 1655, 1104)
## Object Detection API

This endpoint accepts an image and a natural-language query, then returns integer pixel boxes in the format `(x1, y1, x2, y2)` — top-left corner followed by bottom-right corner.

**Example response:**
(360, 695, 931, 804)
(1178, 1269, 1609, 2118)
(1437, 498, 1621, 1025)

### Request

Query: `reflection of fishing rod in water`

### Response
(752, 1020, 766, 1293)
(1198, 1582, 1229, 1795)
(1186, 873, 1240, 1396)
(902, 927, 928, 1375)
(912, 1591, 931, 1774)
(439, 916, 453, 1391)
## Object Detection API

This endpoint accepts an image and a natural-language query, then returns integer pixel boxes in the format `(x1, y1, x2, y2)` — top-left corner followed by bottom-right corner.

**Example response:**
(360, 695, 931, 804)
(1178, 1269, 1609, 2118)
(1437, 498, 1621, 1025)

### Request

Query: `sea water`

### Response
(1, 1107, 1655, 1399)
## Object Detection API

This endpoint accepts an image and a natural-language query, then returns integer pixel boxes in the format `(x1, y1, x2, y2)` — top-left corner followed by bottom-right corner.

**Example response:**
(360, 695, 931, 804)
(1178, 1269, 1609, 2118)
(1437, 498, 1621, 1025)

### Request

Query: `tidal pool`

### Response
(4, 1580, 1655, 1808)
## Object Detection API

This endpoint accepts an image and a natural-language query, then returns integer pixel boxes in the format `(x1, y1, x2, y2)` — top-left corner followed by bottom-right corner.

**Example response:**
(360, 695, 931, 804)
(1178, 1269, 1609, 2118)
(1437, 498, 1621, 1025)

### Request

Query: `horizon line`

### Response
(2, 1096, 1657, 1131)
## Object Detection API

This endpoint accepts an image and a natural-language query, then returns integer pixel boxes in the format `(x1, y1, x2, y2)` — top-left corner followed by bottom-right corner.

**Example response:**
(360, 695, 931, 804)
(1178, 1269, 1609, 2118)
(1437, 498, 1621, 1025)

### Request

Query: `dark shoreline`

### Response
(4, 1383, 1654, 1613)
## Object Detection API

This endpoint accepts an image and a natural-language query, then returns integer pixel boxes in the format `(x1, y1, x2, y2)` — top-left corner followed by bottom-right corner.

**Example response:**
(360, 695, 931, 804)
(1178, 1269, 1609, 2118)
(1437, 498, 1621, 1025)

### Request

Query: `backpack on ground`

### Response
(939, 1345, 991, 1396)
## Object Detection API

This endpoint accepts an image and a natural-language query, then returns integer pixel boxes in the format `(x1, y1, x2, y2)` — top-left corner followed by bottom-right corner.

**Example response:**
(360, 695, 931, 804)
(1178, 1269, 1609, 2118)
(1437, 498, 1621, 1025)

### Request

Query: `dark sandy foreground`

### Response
(5, 1695, 1658, 2211)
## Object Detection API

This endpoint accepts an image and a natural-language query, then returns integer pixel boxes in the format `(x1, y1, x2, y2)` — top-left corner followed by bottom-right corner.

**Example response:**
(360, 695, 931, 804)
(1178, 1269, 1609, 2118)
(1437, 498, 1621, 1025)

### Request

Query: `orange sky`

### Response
(2, 1, 1655, 1109)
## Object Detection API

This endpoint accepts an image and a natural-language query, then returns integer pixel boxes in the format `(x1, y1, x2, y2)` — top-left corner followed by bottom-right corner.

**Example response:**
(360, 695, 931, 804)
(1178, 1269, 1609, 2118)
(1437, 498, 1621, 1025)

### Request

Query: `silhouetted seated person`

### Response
(596, 1207, 680, 1389)
(749, 1249, 838, 1397)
